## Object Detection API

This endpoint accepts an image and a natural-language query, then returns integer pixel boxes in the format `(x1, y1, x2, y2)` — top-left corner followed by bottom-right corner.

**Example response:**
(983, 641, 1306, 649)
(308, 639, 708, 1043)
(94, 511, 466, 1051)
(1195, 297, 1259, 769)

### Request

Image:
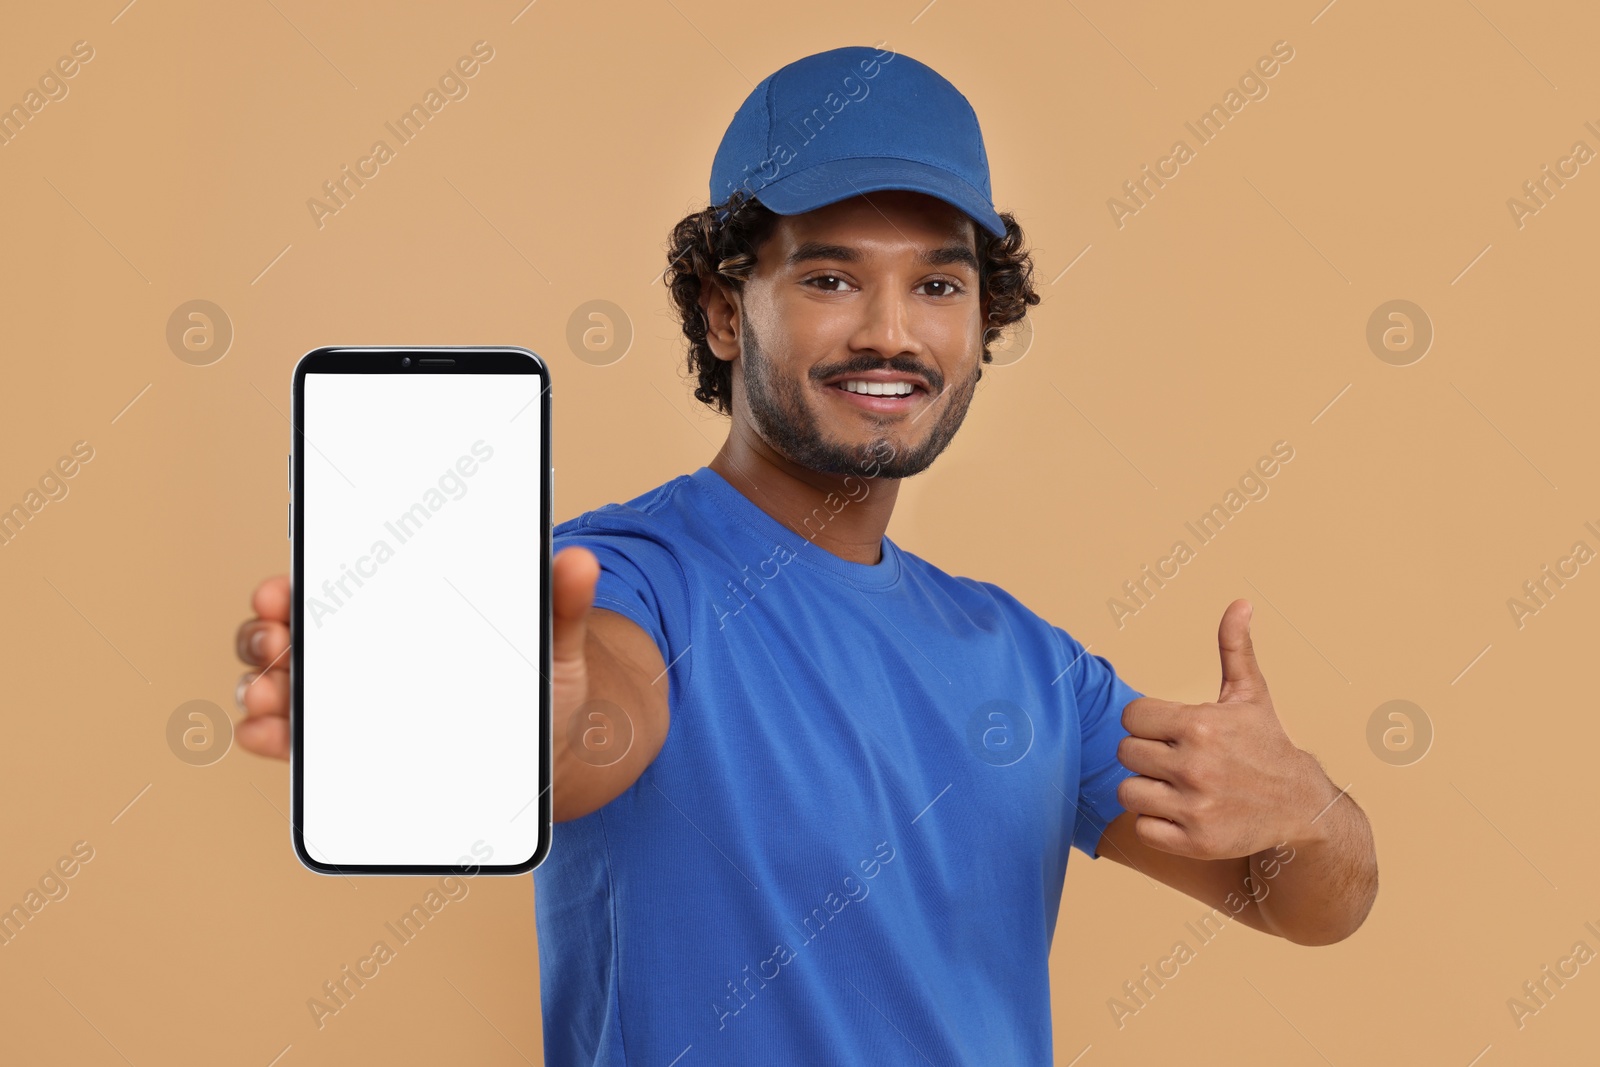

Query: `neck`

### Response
(708, 432, 899, 567)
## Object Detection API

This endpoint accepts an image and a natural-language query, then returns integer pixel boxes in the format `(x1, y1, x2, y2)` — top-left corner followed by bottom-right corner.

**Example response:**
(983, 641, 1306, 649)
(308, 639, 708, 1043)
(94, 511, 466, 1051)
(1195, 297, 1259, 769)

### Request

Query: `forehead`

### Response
(763, 190, 978, 264)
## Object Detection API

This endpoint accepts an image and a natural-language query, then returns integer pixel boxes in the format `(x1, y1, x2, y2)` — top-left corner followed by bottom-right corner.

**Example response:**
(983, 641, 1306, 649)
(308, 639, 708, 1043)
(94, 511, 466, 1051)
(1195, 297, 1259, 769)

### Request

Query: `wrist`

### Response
(1279, 750, 1342, 852)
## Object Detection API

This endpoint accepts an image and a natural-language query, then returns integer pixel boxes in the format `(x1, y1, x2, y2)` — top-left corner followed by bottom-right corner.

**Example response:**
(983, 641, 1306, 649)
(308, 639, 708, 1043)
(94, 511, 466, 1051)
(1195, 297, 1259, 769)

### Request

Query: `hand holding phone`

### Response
(289, 347, 552, 875)
(237, 543, 675, 818)
(237, 345, 677, 875)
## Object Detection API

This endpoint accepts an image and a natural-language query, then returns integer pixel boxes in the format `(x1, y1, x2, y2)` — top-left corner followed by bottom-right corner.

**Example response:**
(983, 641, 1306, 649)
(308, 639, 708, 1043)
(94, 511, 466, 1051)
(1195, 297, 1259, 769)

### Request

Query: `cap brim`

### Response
(750, 157, 1007, 239)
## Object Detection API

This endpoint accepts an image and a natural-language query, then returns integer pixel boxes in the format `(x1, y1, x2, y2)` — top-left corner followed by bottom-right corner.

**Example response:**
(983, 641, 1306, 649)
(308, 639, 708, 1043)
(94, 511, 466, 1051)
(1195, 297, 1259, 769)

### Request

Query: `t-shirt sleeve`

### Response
(1056, 626, 1144, 860)
(552, 513, 692, 688)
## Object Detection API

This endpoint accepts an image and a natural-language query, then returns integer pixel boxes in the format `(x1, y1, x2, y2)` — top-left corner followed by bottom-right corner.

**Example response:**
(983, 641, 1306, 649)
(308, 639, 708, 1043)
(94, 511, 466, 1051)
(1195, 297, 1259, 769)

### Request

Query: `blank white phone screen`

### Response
(301, 371, 543, 868)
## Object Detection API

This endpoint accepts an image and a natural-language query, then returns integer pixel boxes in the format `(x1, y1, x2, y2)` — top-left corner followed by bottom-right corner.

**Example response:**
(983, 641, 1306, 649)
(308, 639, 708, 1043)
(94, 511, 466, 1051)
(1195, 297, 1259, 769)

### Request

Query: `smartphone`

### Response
(289, 346, 551, 876)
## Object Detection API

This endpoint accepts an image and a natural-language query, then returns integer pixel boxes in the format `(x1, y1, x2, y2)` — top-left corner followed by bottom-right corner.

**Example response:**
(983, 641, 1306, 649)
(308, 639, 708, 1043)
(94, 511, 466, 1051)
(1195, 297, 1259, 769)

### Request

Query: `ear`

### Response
(700, 278, 742, 364)
(979, 294, 997, 376)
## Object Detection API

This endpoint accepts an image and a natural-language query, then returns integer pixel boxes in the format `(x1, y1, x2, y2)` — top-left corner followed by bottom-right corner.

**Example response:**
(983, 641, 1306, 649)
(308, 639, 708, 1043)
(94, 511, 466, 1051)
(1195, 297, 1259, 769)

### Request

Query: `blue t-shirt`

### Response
(535, 466, 1143, 1065)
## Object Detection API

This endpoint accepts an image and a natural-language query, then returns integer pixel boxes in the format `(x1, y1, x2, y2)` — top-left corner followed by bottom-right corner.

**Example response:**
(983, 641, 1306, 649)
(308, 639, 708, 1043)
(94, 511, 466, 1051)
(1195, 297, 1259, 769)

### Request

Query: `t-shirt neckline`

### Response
(689, 465, 903, 590)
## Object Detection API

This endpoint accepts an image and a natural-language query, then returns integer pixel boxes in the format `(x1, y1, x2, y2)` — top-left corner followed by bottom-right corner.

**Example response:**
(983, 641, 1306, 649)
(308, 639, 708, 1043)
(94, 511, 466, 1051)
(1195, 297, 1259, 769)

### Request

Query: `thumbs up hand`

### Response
(1115, 599, 1328, 861)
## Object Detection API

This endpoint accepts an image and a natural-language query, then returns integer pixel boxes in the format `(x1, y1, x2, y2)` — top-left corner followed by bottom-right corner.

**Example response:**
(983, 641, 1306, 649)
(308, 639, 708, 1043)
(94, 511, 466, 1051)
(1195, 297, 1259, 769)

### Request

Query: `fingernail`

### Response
(248, 629, 266, 658)
(235, 673, 257, 714)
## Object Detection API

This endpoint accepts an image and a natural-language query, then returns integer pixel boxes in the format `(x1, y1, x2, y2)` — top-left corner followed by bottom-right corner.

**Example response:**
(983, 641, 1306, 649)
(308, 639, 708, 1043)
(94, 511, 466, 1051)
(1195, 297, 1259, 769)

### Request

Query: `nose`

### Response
(848, 285, 923, 364)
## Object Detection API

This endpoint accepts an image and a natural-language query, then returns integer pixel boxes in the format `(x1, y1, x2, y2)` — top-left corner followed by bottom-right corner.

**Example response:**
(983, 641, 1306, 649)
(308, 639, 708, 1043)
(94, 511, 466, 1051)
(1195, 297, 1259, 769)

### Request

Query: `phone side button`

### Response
(288, 500, 292, 540)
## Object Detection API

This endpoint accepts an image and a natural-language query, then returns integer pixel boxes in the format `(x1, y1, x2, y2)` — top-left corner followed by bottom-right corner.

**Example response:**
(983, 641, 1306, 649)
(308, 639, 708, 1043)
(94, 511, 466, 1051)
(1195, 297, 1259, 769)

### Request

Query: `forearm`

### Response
(552, 614, 670, 823)
(1254, 766, 1378, 946)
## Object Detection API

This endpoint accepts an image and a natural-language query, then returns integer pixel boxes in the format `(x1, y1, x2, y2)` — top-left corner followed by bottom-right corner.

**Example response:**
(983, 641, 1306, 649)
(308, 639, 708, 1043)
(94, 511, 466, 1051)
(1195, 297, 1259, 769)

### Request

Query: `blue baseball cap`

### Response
(710, 45, 1007, 239)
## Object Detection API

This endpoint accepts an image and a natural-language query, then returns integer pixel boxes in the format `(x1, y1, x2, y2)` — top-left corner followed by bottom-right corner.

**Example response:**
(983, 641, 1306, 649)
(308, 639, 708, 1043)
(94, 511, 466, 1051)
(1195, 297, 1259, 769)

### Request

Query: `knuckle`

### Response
(1116, 775, 1136, 808)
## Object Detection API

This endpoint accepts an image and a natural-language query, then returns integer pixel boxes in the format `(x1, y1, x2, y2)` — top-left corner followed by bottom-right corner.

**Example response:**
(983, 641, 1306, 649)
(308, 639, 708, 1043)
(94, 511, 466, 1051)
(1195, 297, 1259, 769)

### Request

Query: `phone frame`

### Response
(288, 345, 552, 876)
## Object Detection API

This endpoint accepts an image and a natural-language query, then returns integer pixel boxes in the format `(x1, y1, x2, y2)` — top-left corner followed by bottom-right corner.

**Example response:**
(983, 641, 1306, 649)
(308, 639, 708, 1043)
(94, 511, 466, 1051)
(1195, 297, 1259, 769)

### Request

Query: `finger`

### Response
(252, 575, 290, 623)
(237, 713, 289, 760)
(236, 667, 288, 719)
(1121, 695, 1190, 742)
(1218, 597, 1266, 702)
(1116, 735, 1179, 780)
(236, 618, 289, 669)
(1131, 813, 1195, 857)
(1117, 773, 1184, 823)
(552, 546, 599, 667)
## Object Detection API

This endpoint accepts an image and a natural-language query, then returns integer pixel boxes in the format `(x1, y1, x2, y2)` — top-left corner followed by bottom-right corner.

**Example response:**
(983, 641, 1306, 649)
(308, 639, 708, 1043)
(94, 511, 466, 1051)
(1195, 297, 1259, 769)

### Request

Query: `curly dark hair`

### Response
(663, 189, 1042, 417)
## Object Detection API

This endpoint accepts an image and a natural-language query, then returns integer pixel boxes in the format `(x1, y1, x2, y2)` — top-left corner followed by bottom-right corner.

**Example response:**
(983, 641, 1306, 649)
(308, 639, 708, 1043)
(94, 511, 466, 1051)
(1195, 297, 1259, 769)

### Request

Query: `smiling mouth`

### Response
(824, 380, 929, 413)
(830, 381, 924, 397)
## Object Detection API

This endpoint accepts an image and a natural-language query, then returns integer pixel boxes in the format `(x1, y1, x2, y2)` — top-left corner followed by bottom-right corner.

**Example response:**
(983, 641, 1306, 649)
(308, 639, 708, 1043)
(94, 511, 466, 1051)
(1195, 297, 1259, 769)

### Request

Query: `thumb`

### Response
(552, 546, 600, 668)
(1217, 598, 1266, 702)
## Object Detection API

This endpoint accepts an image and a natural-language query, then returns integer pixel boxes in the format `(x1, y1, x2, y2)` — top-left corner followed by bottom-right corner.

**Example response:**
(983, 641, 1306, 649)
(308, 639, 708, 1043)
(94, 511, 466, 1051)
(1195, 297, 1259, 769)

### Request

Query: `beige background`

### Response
(0, 0, 1594, 1063)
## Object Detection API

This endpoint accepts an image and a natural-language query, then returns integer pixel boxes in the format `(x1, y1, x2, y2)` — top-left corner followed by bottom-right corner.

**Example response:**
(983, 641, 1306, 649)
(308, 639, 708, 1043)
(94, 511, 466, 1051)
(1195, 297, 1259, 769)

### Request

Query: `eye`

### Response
(804, 274, 855, 292)
(920, 279, 965, 297)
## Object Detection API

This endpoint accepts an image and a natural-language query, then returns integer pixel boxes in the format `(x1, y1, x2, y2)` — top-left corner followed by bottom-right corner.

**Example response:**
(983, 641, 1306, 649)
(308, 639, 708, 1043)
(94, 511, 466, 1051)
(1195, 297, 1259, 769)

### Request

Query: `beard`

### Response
(736, 315, 980, 480)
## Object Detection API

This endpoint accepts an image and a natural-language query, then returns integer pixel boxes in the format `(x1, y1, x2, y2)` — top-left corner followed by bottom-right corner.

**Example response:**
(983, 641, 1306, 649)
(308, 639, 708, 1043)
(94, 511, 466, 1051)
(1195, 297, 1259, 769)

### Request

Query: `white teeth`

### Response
(839, 379, 915, 396)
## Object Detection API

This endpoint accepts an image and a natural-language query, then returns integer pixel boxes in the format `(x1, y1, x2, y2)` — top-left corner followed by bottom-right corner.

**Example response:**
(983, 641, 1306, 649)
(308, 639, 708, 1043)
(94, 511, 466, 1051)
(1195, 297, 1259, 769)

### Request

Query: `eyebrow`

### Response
(784, 240, 980, 274)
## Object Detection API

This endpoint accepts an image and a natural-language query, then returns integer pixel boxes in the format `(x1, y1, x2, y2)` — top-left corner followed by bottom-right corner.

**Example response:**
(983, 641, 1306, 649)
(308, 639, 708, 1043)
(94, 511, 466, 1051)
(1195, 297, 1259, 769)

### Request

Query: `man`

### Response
(234, 44, 1377, 1065)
